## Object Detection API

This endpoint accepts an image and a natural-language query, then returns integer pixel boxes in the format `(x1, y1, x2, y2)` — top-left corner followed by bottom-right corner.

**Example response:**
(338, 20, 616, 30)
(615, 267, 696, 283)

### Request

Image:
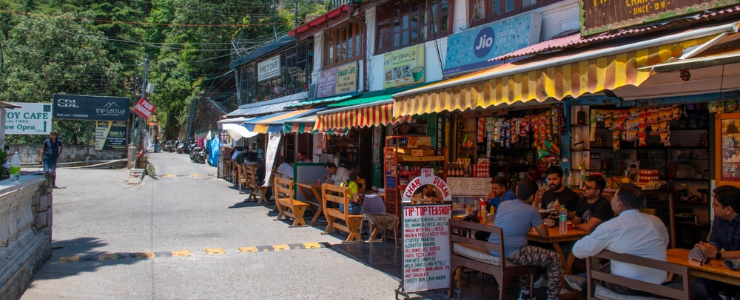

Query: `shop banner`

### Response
(258, 55, 281, 81)
(335, 62, 358, 95)
(403, 203, 452, 292)
(263, 132, 282, 187)
(5, 102, 52, 135)
(52, 94, 130, 121)
(443, 11, 541, 76)
(95, 121, 128, 151)
(402, 168, 452, 202)
(383, 44, 425, 89)
(133, 98, 156, 120)
(316, 67, 338, 98)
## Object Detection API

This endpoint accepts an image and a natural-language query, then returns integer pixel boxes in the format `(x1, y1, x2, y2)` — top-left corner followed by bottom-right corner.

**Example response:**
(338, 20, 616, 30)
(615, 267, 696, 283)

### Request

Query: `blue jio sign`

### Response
(443, 11, 542, 76)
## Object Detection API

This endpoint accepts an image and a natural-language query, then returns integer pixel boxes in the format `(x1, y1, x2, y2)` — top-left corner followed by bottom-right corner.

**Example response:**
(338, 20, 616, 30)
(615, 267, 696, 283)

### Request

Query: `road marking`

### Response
(59, 256, 79, 263)
(205, 248, 225, 255)
(136, 252, 155, 259)
(190, 174, 202, 178)
(171, 250, 191, 257)
(99, 253, 118, 261)
(272, 244, 289, 251)
(239, 246, 258, 253)
(163, 174, 176, 178)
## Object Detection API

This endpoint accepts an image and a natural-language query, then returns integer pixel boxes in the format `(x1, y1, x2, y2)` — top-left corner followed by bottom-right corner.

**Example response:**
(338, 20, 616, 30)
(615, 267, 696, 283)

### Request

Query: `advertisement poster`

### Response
(443, 11, 541, 76)
(402, 168, 452, 203)
(263, 133, 282, 187)
(383, 45, 425, 89)
(316, 67, 338, 98)
(335, 62, 358, 95)
(317, 133, 326, 150)
(403, 204, 451, 292)
(258, 55, 281, 81)
(52, 94, 130, 121)
(133, 98, 156, 120)
(95, 121, 128, 151)
(5, 102, 52, 135)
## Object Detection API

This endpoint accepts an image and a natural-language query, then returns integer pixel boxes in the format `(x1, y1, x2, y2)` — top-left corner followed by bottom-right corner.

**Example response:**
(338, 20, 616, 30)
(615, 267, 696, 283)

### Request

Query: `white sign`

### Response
(402, 168, 452, 202)
(5, 102, 52, 135)
(446, 177, 491, 197)
(403, 204, 452, 292)
(263, 133, 282, 187)
(258, 55, 281, 81)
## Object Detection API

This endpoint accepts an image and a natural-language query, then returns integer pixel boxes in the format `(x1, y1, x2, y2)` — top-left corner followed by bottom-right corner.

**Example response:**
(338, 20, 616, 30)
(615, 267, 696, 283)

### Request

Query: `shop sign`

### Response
(383, 44, 425, 89)
(52, 94, 130, 121)
(258, 55, 281, 81)
(133, 98, 155, 120)
(335, 62, 358, 95)
(95, 121, 128, 150)
(580, 0, 739, 36)
(317, 133, 326, 149)
(5, 102, 52, 135)
(263, 132, 282, 187)
(443, 11, 541, 76)
(402, 168, 452, 202)
(402, 203, 451, 292)
(316, 67, 338, 98)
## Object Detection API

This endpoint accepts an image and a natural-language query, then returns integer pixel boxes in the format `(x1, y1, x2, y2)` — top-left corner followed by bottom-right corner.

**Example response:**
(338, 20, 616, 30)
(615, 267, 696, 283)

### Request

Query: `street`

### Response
(20, 152, 402, 299)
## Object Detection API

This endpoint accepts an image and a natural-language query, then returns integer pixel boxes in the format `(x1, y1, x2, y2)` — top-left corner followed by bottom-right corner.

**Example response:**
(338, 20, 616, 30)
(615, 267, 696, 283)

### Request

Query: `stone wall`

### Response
(0, 176, 53, 300)
(7, 145, 126, 164)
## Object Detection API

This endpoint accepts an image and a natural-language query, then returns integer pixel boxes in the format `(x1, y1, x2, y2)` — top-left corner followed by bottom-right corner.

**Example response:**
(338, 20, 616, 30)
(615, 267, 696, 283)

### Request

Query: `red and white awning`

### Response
(315, 101, 408, 131)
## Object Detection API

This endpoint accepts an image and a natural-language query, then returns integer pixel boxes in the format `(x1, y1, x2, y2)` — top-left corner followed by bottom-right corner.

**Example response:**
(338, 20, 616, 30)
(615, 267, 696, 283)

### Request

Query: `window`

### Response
(323, 20, 365, 68)
(238, 39, 314, 103)
(469, 0, 560, 27)
(376, 0, 451, 54)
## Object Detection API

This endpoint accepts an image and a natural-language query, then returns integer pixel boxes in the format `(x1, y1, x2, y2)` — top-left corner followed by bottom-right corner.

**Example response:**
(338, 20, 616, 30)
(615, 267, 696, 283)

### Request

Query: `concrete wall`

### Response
(0, 176, 53, 300)
(7, 145, 126, 164)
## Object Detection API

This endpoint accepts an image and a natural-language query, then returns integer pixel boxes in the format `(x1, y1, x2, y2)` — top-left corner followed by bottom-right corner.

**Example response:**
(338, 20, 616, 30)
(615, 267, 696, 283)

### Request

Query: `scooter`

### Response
(176, 141, 184, 154)
(190, 146, 206, 163)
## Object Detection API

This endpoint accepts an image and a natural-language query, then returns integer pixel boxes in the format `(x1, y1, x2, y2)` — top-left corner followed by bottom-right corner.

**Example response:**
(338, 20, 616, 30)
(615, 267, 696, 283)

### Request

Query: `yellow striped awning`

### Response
(315, 102, 408, 131)
(393, 34, 721, 117)
(243, 107, 323, 133)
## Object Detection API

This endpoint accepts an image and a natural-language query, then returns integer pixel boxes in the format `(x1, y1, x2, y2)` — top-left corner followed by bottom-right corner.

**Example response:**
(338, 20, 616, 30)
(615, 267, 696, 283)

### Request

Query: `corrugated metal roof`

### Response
(285, 93, 359, 108)
(226, 100, 299, 117)
(229, 35, 295, 69)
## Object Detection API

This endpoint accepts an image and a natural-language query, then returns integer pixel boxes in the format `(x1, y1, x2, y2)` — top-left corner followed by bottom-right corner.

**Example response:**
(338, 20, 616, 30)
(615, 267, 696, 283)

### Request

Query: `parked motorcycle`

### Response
(182, 139, 193, 154)
(190, 146, 206, 163)
(176, 141, 184, 154)
(163, 140, 174, 152)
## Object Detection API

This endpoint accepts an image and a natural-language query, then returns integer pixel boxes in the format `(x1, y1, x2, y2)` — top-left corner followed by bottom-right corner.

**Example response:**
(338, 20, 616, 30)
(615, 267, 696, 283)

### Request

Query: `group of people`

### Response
(482, 165, 740, 300)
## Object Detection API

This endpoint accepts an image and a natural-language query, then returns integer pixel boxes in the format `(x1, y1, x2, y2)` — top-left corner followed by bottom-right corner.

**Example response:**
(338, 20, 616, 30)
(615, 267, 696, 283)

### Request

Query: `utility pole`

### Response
(138, 55, 150, 152)
(129, 55, 149, 169)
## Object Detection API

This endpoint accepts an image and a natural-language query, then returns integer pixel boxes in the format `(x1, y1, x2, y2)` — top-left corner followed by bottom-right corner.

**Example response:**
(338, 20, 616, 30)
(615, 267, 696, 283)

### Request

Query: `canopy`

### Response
(223, 123, 258, 140)
(283, 115, 316, 133)
(315, 100, 408, 131)
(243, 107, 325, 134)
(217, 117, 250, 130)
(226, 99, 299, 117)
(392, 22, 739, 117)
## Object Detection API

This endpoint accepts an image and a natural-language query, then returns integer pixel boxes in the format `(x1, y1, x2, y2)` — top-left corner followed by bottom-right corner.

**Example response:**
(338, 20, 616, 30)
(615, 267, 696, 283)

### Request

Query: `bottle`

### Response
(9, 151, 20, 183)
(479, 198, 487, 223)
(559, 205, 568, 233)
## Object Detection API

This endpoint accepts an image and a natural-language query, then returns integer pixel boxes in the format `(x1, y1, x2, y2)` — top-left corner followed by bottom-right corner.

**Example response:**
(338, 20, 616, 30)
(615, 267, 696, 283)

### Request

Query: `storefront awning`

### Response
(285, 93, 359, 108)
(392, 21, 740, 117)
(217, 117, 251, 130)
(283, 115, 316, 133)
(315, 100, 408, 131)
(243, 107, 325, 134)
(222, 123, 258, 140)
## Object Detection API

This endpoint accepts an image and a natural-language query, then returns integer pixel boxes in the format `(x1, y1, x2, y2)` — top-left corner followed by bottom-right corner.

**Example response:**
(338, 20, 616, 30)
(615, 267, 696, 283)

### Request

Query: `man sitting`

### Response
(572, 175, 614, 233)
(276, 157, 294, 179)
(297, 151, 312, 163)
(487, 176, 517, 211)
(231, 146, 243, 160)
(489, 179, 562, 300)
(324, 162, 349, 185)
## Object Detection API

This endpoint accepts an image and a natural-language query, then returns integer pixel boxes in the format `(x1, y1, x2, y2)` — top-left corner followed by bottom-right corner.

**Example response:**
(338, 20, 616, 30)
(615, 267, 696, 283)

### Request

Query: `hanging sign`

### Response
(402, 203, 452, 292)
(402, 168, 452, 202)
(133, 98, 156, 120)
(335, 62, 358, 95)
(263, 133, 282, 187)
(52, 94, 130, 121)
(316, 67, 338, 98)
(383, 44, 425, 89)
(258, 55, 281, 81)
(443, 11, 541, 76)
(317, 133, 326, 149)
(5, 102, 52, 135)
(95, 121, 128, 150)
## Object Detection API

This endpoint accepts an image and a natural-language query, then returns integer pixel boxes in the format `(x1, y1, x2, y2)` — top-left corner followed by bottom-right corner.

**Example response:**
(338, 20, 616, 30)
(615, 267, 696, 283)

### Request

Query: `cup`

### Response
(566, 221, 573, 232)
(317, 180, 322, 186)
(412, 66, 424, 82)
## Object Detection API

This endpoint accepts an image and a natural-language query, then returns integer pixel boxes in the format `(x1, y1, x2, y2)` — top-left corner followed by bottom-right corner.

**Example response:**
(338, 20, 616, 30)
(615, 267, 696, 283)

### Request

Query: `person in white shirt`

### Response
(567, 183, 669, 296)
(231, 146, 243, 161)
(276, 157, 294, 179)
(323, 162, 349, 185)
(297, 151, 312, 163)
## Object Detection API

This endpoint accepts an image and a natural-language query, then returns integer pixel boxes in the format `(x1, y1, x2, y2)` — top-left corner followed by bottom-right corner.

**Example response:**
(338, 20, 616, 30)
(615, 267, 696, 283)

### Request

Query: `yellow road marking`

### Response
(190, 174, 202, 178)
(59, 256, 79, 263)
(99, 254, 118, 261)
(239, 247, 258, 253)
(171, 250, 191, 257)
(272, 244, 290, 251)
(303, 242, 321, 249)
(163, 174, 176, 178)
(205, 248, 225, 255)
(136, 252, 155, 259)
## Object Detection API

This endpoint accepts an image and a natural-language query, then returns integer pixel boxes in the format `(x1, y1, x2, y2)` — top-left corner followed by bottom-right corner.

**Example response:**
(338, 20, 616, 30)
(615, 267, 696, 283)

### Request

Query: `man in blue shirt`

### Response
(487, 176, 516, 211)
(37, 130, 63, 188)
(488, 179, 562, 300)
(694, 185, 740, 300)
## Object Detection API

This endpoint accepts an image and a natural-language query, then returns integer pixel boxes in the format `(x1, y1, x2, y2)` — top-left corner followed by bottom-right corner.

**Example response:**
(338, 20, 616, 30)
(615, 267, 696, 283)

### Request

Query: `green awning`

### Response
(285, 93, 360, 108)
(327, 94, 393, 107)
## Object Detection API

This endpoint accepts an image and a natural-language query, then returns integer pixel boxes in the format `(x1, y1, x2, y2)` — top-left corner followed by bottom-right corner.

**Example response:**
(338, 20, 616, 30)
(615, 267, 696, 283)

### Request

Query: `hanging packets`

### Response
(521, 116, 531, 136)
(504, 119, 512, 148)
(613, 130, 621, 150)
(477, 118, 486, 143)
(512, 118, 521, 143)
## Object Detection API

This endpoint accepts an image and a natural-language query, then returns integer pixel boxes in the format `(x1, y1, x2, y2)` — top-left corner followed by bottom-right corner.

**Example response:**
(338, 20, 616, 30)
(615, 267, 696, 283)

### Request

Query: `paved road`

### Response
(21, 152, 402, 299)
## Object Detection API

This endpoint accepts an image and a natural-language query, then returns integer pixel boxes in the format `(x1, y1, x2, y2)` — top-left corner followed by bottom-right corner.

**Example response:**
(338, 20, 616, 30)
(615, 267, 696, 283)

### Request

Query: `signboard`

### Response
(403, 204, 452, 292)
(335, 62, 358, 94)
(383, 44, 425, 89)
(5, 102, 52, 135)
(446, 177, 491, 197)
(443, 12, 541, 76)
(402, 168, 452, 202)
(95, 121, 128, 150)
(52, 94, 130, 121)
(317, 133, 326, 149)
(263, 132, 282, 187)
(258, 55, 281, 81)
(580, 0, 739, 36)
(133, 98, 156, 120)
(316, 67, 338, 98)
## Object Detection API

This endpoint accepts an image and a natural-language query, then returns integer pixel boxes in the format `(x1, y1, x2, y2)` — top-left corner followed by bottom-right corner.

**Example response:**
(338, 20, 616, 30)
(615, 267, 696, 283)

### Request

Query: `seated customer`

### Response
(231, 146, 243, 160)
(542, 166, 579, 220)
(694, 185, 740, 300)
(338, 169, 362, 215)
(276, 157, 294, 179)
(572, 175, 614, 233)
(486, 176, 516, 211)
(488, 179, 562, 300)
(324, 162, 350, 185)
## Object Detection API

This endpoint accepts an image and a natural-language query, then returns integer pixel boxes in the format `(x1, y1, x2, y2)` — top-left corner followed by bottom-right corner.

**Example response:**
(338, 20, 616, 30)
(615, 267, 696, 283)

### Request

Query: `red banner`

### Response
(133, 98, 155, 120)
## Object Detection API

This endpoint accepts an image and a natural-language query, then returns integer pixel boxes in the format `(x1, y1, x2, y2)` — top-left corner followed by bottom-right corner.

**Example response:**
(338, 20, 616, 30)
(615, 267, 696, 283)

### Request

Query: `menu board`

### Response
(403, 204, 451, 292)
(263, 133, 282, 187)
(383, 44, 425, 89)
(446, 177, 491, 197)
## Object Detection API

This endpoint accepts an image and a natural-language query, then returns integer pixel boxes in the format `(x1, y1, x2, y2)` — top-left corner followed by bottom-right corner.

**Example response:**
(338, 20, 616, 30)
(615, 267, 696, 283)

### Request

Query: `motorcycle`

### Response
(182, 139, 193, 154)
(176, 141, 184, 154)
(163, 140, 174, 152)
(190, 146, 206, 163)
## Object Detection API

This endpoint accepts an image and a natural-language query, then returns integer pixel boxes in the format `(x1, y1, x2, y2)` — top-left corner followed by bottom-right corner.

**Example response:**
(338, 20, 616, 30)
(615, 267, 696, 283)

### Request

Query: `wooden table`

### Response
(295, 183, 325, 225)
(667, 248, 740, 286)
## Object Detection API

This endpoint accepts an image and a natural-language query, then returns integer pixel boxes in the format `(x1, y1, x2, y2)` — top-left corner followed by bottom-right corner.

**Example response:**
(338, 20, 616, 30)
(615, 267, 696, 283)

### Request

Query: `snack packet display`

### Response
(613, 130, 621, 150)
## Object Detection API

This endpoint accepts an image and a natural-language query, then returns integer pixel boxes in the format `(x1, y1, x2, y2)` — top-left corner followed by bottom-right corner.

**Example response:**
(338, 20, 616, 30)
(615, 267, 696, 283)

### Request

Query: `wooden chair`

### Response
(244, 165, 259, 202)
(356, 177, 366, 192)
(237, 164, 248, 194)
(587, 251, 691, 300)
(223, 159, 232, 181)
(231, 161, 239, 183)
(448, 219, 536, 299)
(321, 184, 363, 242)
(257, 169, 277, 205)
(273, 177, 308, 227)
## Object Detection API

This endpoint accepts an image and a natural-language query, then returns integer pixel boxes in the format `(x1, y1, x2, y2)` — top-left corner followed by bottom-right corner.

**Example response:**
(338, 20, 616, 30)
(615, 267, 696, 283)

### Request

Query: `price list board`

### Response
(402, 204, 452, 292)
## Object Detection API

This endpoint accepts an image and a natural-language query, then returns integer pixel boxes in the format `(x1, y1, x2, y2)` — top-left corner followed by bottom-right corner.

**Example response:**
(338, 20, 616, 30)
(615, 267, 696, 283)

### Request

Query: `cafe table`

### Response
(667, 248, 740, 286)
(295, 183, 325, 225)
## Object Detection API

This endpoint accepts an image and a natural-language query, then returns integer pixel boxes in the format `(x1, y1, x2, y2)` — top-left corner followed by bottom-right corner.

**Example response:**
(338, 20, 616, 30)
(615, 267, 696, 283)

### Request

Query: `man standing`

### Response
(276, 157, 294, 179)
(297, 151, 312, 163)
(38, 130, 63, 188)
(541, 166, 580, 220)
(324, 162, 349, 185)
(489, 179, 562, 300)
(572, 175, 614, 233)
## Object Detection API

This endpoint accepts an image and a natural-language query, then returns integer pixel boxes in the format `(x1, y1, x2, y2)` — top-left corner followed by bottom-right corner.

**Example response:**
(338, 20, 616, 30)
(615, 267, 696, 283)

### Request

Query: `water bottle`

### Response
(559, 205, 568, 233)
(9, 152, 21, 183)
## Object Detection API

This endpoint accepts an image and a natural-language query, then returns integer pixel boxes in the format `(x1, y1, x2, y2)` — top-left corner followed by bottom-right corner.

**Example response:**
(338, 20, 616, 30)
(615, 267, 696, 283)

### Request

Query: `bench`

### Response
(321, 184, 363, 242)
(449, 219, 537, 299)
(237, 164, 248, 194)
(244, 165, 259, 202)
(273, 177, 308, 227)
(587, 251, 691, 300)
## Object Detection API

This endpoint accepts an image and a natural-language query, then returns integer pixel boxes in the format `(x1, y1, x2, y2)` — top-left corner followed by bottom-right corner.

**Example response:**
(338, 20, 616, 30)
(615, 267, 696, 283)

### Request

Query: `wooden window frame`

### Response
(323, 19, 365, 69)
(468, 0, 560, 28)
(376, 0, 453, 55)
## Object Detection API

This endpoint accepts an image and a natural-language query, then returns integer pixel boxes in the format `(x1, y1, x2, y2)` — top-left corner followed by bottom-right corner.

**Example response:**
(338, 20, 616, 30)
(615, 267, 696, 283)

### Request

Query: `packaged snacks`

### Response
(660, 132, 670, 145)
(613, 130, 621, 150)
